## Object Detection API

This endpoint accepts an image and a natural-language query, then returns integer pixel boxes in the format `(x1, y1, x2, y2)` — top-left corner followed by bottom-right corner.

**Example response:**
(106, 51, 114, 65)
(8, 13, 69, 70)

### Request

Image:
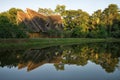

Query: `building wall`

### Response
(29, 33, 41, 38)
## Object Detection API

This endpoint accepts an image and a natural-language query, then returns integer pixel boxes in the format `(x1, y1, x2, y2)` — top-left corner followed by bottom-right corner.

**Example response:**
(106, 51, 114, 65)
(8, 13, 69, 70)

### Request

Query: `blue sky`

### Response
(0, 0, 120, 14)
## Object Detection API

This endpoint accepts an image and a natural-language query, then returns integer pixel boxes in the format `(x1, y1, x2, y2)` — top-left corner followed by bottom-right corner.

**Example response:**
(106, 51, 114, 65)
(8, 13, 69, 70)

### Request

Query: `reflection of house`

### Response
(18, 48, 62, 72)
(18, 57, 61, 72)
(17, 8, 63, 38)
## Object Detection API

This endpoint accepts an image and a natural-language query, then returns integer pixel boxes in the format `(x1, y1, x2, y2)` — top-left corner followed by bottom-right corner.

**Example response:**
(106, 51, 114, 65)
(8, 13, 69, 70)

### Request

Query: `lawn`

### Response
(0, 38, 120, 49)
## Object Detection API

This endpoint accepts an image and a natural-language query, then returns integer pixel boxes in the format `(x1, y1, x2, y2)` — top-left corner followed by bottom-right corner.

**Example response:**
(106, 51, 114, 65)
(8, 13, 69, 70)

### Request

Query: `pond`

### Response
(0, 42, 120, 80)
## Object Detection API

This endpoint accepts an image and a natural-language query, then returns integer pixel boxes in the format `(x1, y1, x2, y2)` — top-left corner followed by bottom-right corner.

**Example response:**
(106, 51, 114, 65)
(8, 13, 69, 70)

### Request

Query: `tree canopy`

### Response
(0, 8, 27, 38)
(0, 4, 120, 38)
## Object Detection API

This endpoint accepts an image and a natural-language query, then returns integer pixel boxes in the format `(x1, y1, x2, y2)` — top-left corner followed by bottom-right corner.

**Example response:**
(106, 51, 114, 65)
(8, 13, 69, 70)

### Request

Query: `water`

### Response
(0, 42, 120, 80)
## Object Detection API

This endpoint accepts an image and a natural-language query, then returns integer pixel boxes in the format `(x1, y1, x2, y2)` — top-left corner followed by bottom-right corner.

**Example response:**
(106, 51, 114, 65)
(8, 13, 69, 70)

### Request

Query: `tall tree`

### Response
(102, 4, 119, 37)
(0, 12, 13, 38)
(89, 10, 102, 29)
(0, 9, 27, 38)
(55, 5, 66, 15)
(38, 8, 54, 15)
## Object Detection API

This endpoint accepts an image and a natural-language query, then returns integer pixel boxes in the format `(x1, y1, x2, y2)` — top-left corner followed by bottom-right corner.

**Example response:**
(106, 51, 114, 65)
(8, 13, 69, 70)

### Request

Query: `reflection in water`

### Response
(0, 42, 120, 73)
(18, 47, 63, 71)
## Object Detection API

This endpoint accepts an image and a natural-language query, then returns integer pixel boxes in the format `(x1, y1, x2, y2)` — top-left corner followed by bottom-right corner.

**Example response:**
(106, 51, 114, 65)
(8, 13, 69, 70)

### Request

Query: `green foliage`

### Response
(0, 15, 13, 38)
(0, 4, 120, 38)
(62, 9, 89, 31)
(12, 26, 28, 38)
(46, 29, 63, 37)
(38, 8, 54, 15)
(55, 5, 66, 15)
(101, 4, 120, 37)
(87, 27, 108, 38)
(0, 9, 28, 38)
(111, 24, 120, 38)
(71, 27, 87, 38)
(96, 26, 108, 38)
(62, 30, 72, 38)
(86, 4, 120, 38)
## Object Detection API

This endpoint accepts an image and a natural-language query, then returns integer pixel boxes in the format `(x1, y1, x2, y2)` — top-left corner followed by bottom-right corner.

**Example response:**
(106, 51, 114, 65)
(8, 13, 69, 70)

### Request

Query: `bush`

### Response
(0, 15, 28, 38)
(71, 27, 87, 38)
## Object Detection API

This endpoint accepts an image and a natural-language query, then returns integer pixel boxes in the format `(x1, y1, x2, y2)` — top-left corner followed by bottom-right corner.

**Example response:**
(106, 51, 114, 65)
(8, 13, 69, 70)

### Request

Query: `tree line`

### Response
(54, 4, 120, 38)
(0, 4, 120, 38)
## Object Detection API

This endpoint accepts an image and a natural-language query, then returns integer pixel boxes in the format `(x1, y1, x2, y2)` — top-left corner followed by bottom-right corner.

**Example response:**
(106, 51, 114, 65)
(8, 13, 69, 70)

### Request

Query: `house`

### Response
(17, 8, 63, 38)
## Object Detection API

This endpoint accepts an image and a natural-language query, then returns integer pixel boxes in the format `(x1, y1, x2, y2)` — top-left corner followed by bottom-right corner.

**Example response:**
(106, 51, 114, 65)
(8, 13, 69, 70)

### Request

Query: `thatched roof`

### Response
(17, 8, 63, 32)
(48, 15, 62, 24)
(17, 10, 41, 32)
(26, 8, 47, 20)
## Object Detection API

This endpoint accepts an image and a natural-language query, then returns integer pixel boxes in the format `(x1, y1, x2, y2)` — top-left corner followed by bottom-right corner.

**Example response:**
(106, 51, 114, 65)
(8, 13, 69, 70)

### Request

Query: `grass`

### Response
(0, 38, 120, 49)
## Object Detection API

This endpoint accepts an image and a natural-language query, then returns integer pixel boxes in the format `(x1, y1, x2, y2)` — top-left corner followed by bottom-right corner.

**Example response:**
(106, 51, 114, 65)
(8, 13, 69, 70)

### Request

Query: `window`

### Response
(46, 22, 49, 27)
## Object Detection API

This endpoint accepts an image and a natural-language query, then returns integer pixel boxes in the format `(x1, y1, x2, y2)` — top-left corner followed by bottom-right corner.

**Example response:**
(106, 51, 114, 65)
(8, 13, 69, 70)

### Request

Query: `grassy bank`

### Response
(0, 38, 120, 49)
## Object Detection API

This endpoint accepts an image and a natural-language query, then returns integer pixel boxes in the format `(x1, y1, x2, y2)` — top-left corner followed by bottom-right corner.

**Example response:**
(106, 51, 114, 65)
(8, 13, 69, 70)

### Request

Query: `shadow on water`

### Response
(0, 42, 120, 73)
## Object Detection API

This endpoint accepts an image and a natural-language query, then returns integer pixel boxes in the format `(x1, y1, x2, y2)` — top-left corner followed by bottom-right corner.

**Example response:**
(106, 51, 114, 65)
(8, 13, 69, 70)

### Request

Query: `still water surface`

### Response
(0, 42, 120, 80)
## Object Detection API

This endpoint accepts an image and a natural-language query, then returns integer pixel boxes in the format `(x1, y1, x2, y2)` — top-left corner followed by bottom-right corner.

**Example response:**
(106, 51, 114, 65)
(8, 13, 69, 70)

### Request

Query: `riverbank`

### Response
(0, 38, 120, 49)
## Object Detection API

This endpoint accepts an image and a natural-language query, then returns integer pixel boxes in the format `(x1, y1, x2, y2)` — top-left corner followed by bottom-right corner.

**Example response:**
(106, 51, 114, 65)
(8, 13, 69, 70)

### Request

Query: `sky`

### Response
(0, 0, 120, 14)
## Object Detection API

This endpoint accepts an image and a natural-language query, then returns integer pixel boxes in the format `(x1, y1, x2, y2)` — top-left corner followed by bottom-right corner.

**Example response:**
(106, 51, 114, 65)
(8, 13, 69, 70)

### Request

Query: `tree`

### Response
(55, 5, 66, 15)
(71, 27, 87, 38)
(0, 13, 13, 38)
(0, 10, 28, 38)
(111, 20, 120, 38)
(88, 4, 120, 38)
(38, 8, 54, 15)
(63, 9, 89, 37)
(102, 4, 119, 37)
(89, 10, 102, 30)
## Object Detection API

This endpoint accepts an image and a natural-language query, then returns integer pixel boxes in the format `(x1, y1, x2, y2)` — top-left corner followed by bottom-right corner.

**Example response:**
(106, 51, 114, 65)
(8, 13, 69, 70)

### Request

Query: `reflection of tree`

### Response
(60, 42, 120, 73)
(0, 42, 120, 73)
(61, 49, 88, 66)
(88, 43, 120, 73)
(0, 49, 24, 68)
(116, 58, 120, 71)
(54, 62, 64, 71)
(90, 53, 119, 73)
